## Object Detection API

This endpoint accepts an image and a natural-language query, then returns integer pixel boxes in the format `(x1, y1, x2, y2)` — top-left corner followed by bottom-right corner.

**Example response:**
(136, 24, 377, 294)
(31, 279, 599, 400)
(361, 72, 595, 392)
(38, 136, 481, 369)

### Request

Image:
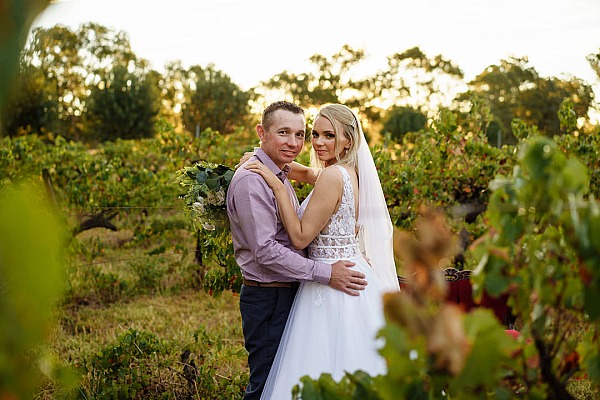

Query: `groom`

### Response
(226, 100, 367, 399)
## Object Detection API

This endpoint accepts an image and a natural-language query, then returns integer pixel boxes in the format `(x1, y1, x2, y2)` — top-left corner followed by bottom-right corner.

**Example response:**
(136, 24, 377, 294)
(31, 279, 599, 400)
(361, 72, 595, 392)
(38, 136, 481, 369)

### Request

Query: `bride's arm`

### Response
(245, 162, 342, 250)
(236, 152, 319, 185)
(288, 161, 319, 185)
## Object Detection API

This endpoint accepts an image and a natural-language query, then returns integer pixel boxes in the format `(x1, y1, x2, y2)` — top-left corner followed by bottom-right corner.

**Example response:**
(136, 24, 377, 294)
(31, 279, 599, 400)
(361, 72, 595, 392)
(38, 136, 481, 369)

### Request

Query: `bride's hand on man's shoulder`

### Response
(235, 151, 255, 169)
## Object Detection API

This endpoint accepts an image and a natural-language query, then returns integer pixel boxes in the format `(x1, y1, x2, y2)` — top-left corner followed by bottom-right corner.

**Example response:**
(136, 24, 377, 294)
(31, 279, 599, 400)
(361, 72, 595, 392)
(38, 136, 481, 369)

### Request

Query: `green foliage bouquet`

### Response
(177, 162, 234, 230)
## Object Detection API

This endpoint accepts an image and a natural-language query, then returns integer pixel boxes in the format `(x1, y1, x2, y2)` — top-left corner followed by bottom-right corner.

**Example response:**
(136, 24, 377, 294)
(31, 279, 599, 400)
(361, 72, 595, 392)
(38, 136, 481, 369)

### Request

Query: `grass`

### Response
(38, 211, 249, 399)
(56, 291, 244, 356)
(47, 290, 247, 399)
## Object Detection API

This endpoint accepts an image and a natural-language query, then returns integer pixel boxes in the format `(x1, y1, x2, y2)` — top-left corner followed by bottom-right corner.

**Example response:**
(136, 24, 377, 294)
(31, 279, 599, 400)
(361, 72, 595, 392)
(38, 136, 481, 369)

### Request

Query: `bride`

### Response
(245, 104, 400, 399)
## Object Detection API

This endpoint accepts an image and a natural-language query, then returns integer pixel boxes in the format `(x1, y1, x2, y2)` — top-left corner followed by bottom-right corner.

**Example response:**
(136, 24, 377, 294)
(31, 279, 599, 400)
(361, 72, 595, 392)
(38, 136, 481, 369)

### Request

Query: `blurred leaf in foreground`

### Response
(0, 183, 68, 398)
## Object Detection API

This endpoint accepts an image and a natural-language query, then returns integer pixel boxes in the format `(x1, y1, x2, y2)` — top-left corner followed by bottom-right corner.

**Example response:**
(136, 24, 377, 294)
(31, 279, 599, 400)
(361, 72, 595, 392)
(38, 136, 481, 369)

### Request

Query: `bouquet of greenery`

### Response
(177, 162, 234, 230)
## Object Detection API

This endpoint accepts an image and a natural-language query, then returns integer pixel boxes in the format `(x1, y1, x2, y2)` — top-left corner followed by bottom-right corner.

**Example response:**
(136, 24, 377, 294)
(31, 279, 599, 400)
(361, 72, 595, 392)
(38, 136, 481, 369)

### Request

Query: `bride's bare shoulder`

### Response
(312, 166, 348, 198)
(315, 165, 344, 184)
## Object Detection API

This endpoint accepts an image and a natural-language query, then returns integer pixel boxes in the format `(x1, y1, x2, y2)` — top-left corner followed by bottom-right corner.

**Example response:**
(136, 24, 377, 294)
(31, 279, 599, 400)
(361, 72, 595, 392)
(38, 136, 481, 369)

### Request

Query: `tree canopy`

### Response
(2, 23, 598, 143)
(466, 57, 593, 143)
(181, 64, 250, 135)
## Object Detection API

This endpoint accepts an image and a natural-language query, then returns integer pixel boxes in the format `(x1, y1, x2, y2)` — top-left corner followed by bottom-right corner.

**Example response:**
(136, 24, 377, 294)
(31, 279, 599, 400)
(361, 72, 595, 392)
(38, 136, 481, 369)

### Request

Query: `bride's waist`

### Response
(307, 238, 361, 261)
(310, 234, 357, 246)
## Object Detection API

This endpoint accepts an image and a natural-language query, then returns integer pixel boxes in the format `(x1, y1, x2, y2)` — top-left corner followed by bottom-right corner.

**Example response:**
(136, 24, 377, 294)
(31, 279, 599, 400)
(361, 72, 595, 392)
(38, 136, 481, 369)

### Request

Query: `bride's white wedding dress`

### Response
(261, 166, 388, 399)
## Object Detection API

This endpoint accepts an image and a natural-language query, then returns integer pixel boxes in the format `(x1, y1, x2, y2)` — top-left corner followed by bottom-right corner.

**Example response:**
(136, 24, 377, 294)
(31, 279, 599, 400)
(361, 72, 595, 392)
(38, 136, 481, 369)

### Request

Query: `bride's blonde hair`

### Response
(310, 104, 362, 171)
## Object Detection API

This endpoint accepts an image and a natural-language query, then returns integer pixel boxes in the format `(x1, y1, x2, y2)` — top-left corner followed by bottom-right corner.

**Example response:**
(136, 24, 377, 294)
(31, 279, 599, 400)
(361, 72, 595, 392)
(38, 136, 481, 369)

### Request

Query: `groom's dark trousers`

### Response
(240, 283, 299, 400)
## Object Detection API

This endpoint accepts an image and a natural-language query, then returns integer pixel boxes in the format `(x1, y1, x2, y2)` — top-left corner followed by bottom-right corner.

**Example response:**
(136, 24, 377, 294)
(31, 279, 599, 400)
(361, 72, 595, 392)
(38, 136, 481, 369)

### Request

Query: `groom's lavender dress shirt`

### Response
(227, 148, 331, 284)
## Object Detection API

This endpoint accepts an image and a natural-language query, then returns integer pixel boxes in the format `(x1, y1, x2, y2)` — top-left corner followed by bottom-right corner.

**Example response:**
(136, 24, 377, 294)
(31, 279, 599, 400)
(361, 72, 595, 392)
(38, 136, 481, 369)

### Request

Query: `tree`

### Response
(467, 57, 593, 143)
(258, 45, 372, 115)
(152, 61, 187, 129)
(85, 64, 159, 141)
(380, 106, 427, 142)
(372, 47, 465, 116)
(21, 25, 86, 138)
(521, 76, 592, 134)
(258, 45, 465, 123)
(0, 65, 58, 136)
(181, 64, 249, 135)
(20, 23, 141, 139)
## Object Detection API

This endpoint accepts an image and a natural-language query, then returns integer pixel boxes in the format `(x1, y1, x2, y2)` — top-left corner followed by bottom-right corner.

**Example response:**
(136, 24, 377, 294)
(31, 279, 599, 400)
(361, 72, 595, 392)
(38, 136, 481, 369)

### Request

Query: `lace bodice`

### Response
(298, 166, 361, 261)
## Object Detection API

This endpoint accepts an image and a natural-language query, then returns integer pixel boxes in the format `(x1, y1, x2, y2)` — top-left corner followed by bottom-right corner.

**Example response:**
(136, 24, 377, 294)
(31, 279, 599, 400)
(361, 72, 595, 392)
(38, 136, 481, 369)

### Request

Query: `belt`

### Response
(243, 278, 299, 288)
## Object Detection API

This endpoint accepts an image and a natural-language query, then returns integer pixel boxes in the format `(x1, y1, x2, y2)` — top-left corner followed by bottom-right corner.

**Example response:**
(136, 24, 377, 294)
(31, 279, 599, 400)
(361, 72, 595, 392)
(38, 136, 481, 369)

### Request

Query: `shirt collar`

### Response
(254, 147, 292, 181)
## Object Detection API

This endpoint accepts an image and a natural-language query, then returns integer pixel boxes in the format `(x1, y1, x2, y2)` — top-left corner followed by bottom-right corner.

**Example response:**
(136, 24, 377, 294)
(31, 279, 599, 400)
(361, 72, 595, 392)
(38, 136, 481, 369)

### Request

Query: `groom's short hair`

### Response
(262, 101, 305, 131)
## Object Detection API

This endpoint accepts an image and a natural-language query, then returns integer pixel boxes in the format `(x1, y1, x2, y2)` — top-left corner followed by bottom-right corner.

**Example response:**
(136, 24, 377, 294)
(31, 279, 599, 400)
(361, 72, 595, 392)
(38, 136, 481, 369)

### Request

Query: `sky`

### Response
(32, 0, 600, 93)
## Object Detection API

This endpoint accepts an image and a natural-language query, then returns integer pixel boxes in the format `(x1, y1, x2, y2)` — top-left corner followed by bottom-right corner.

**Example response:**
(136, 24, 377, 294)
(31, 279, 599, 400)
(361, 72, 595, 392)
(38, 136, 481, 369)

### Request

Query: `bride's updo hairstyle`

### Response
(310, 104, 362, 170)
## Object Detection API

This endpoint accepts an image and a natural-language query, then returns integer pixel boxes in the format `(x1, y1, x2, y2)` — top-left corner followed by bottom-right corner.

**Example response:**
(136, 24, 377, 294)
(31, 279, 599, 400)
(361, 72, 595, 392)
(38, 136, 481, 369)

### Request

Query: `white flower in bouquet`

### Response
(202, 221, 216, 231)
(192, 201, 205, 215)
(206, 188, 226, 207)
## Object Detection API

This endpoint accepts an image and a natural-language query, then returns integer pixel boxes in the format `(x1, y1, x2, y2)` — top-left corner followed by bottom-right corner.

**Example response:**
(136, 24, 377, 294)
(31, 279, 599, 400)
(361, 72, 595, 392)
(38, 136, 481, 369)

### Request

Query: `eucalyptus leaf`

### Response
(196, 170, 208, 183)
(205, 178, 220, 190)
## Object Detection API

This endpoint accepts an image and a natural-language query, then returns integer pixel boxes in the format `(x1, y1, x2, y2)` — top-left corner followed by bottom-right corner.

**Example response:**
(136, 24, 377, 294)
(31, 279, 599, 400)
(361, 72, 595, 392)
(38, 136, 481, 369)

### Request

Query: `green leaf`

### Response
(205, 178, 220, 190)
(224, 169, 234, 183)
(298, 377, 321, 399)
(450, 309, 517, 392)
(0, 183, 66, 397)
(586, 202, 600, 253)
(483, 255, 510, 297)
(578, 330, 600, 382)
(584, 286, 600, 319)
(521, 137, 561, 181)
(562, 158, 589, 194)
(196, 170, 208, 183)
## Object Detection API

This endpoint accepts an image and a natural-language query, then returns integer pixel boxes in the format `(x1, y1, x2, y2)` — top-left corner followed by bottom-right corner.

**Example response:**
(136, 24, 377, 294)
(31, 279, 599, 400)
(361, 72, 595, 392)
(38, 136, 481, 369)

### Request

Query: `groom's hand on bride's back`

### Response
(329, 260, 367, 296)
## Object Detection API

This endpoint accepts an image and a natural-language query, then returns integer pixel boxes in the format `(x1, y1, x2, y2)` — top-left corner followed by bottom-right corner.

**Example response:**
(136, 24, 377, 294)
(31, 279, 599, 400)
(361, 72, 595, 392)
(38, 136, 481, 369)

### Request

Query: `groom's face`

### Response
(257, 109, 306, 169)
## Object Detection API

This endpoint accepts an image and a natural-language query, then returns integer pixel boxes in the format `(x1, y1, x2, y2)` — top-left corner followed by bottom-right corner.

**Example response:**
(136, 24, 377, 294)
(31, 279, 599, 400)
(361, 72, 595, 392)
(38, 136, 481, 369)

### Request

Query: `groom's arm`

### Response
(229, 171, 330, 283)
(288, 161, 319, 185)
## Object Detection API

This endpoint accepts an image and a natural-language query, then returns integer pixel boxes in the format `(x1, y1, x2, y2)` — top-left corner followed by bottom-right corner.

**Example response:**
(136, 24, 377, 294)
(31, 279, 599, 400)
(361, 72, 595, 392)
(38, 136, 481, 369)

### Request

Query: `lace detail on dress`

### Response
(314, 286, 325, 307)
(298, 166, 360, 262)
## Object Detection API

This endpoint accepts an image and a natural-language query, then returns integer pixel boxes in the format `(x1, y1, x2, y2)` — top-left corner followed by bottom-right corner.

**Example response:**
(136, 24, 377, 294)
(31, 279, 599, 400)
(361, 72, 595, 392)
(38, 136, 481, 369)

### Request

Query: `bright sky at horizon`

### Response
(33, 0, 600, 93)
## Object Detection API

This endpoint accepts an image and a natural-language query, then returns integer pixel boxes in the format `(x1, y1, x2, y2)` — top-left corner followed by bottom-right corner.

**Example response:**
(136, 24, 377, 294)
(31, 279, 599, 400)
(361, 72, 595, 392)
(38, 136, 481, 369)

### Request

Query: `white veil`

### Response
(354, 114, 400, 293)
